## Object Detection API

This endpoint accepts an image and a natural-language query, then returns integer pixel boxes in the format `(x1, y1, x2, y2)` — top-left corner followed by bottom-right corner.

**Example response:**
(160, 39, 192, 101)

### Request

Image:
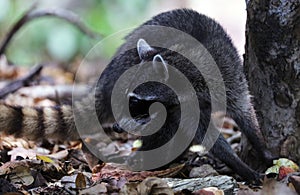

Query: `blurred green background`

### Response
(0, 0, 246, 67)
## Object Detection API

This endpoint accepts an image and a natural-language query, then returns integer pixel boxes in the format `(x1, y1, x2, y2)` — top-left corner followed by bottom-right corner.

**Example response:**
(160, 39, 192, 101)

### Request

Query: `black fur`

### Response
(8, 106, 23, 137)
(95, 9, 274, 182)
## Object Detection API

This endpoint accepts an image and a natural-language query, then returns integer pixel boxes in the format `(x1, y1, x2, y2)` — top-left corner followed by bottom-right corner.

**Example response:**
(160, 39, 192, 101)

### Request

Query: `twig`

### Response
(0, 4, 37, 55)
(0, 64, 43, 98)
(0, 6, 100, 55)
(28, 9, 99, 38)
(14, 84, 87, 100)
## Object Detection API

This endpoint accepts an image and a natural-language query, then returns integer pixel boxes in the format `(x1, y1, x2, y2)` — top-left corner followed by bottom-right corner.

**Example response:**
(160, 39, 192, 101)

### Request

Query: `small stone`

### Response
(189, 164, 219, 178)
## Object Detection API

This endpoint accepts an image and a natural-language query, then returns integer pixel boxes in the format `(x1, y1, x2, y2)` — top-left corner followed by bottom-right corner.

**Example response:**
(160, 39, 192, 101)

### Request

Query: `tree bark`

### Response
(243, 0, 300, 168)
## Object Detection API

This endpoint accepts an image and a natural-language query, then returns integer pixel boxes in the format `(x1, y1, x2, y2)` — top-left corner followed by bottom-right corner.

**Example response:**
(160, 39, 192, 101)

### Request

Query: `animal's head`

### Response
(98, 37, 202, 136)
(110, 38, 182, 134)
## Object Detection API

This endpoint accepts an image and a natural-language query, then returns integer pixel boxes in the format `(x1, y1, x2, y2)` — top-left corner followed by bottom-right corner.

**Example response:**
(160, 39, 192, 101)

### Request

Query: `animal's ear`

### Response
(153, 54, 169, 81)
(137, 39, 155, 60)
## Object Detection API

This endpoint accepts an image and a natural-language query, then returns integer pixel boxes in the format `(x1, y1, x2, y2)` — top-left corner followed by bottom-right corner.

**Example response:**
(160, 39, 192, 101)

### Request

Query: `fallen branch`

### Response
(0, 64, 43, 98)
(162, 176, 236, 194)
(13, 84, 88, 100)
(0, 5, 99, 55)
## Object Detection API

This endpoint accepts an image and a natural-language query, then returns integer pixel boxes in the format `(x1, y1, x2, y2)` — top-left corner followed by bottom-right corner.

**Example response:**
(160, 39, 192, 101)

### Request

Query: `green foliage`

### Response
(0, 0, 149, 66)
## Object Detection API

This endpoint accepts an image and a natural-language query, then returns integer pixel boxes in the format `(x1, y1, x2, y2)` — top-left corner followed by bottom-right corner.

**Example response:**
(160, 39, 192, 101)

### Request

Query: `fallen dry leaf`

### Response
(92, 163, 185, 182)
(278, 166, 296, 180)
(261, 178, 297, 195)
(265, 158, 299, 176)
(36, 155, 54, 163)
(0, 136, 34, 150)
(0, 55, 18, 79)
(75, 172, 87, 189)
(79, 183, 107, 194)
(8, 165, 34, 186)
(46, 149, 69, 160)
(137, 177, 174, 195)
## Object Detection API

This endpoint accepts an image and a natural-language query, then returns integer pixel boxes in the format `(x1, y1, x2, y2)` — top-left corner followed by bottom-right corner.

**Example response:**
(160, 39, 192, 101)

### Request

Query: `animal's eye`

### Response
(128, 93, 147, 105)
(130, 96, 140, 103)
(129, 96, 147, 109)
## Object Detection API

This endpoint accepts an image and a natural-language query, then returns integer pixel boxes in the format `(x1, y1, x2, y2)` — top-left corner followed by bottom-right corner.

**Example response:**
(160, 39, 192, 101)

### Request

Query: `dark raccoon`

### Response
(0, 9, 274, 183)
(95, 9, 274, 182)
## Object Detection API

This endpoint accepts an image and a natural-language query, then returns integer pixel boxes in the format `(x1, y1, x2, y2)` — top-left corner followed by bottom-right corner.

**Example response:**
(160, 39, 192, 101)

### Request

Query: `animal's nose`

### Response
(113, 123, 124, 133)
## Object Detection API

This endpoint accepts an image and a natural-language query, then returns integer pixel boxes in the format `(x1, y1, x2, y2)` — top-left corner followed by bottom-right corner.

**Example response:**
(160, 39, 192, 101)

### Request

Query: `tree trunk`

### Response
(243, 0, 300, 168)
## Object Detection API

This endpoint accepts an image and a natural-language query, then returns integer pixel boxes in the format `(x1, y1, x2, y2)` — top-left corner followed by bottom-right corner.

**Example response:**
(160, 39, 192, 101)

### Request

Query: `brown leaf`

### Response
(0, 136, 34, 151)
(75, 172, 87, 189)
(92, 163, 185, 182)
(137, 177, 174, 195)
(0, 160, 32, 175)
(30, 170, 47, 188)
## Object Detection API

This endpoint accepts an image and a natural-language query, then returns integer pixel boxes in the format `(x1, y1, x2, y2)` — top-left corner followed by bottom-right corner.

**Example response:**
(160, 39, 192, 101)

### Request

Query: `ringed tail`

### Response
(0, 103, 77, 141)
